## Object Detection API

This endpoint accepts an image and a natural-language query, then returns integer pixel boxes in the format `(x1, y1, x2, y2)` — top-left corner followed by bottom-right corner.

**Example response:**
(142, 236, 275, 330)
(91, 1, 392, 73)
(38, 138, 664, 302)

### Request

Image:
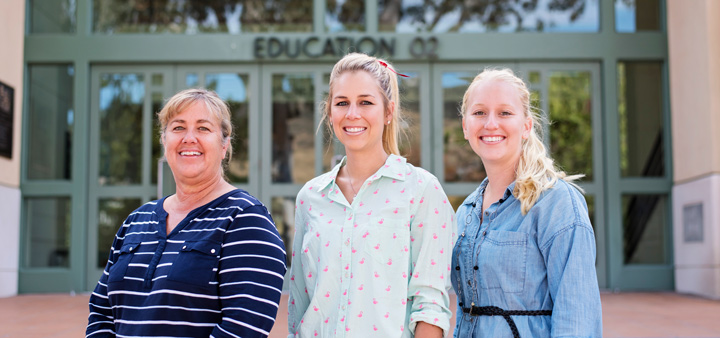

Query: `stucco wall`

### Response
(667, 0, 720, 183)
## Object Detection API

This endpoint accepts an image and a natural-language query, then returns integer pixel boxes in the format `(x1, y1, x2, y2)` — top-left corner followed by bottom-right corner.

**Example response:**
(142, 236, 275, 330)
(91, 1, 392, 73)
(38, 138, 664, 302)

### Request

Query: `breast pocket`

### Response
(108, 242, 140, 283)
(168, 240, 221, 288)
(478, 230, 527, 293)
(363, 217, 410, 266)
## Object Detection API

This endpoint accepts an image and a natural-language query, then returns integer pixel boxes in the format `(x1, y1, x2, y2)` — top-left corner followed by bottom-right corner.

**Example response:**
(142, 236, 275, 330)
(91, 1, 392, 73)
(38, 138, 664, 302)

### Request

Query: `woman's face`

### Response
(462, 79, 532, 171)
(329, 71, 392, 156)
(163, 101, 228, 185)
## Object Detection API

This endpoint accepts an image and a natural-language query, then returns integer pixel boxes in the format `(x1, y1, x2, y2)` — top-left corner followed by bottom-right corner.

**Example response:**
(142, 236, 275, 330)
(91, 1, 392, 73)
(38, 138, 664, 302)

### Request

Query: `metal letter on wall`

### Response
(0, 81, 13, 159)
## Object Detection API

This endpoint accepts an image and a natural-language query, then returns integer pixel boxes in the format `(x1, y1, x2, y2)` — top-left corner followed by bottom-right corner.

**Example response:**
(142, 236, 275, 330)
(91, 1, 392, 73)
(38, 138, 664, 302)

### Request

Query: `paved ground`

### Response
(1, 292, 719, 337)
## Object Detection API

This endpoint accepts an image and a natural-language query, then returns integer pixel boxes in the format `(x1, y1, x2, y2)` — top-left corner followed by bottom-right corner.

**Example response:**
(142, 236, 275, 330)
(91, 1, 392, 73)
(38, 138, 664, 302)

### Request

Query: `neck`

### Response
(483, 161, 517, 198)
(172, 174, 233, 212)
(344, 149, 390, 181)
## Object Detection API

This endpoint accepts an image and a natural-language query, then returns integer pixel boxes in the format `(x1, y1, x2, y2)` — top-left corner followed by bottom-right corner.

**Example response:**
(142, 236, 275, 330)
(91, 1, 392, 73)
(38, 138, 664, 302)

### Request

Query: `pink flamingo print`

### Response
(373, 298, 378, 304)
(393, 233, 397, 239)
(385, 198, 390, 203)
(374, 271, 380, 278)
(313, 305, 319, 311)
(373, 325, 378, 331)
(400, 188, 405, 193)
(387, 258, 392, 265)
(374, 243, 380, 249)
(384, 312, 390, 318)
(362, 231, 369, 238)
(358, 311, 363, 318)
(323, 266, 328, 272)
(431, 259, 436, 265)
(434, 208, 439, 214)
(367, 210, 372, 216)
(378, 218, 384, 224)
(359, 257, 365, 264)
(433, 233, 438, 239)
(402, 272, 407, 278)
(393, 208, 399, 214)
(307, 272, 312, 278)
(358, 284, 364, 291)
(385, 285, 391, 292)
(418, 222, 424, 228)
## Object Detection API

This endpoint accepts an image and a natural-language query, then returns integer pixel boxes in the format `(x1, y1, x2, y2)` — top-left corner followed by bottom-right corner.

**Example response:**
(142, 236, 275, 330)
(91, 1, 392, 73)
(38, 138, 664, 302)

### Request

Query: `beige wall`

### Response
(667, 0, 720, 183)
(0, 0, 24, 188)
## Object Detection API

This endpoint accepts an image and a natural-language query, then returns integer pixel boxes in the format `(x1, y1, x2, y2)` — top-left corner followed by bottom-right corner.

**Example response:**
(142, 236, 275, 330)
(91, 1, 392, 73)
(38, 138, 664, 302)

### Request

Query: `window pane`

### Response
(30, 0, 76, 33)
(379, 0, 599, 33)
(151, 91, 164, 184)
(443, 72, 485, 183)
(25, 197, 71, 268)
(622, 194, 667, 264)
(615, 0, 660, 32)
(99, 73, 145, 185)
(618, 62, 664, 177)
(206, 73, 251, 184)
(326, 0, 365, 32)
(272, 74, 315, 184)
(548, 71, 593, 180)
(27, 65, 74, 180)
(399, 71, 421, 167)
(270, 196, 295, 266)
(97, 198, 142, 268)
(93, 0, 312, 34)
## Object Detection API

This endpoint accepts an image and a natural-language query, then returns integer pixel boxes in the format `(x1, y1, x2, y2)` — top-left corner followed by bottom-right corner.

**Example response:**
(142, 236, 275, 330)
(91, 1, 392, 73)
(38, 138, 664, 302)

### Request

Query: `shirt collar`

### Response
(315, 154, 407, 193)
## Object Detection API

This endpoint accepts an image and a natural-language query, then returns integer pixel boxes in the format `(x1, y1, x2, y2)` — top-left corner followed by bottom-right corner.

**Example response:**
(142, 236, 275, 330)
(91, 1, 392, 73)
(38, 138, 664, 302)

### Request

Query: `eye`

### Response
(360, 100, 374, 105)
(501, 111, 512, 116)
(172, 126, 185, 131)
(472, 110, 485, 116)
(335, 101, 348, 107)
(198, 126, 210, 131)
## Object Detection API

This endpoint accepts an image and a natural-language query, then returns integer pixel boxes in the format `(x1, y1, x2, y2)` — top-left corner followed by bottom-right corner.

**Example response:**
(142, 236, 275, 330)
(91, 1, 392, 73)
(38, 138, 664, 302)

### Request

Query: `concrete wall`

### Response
(668, 0, 720, 299)
(0, 0, 24, 297)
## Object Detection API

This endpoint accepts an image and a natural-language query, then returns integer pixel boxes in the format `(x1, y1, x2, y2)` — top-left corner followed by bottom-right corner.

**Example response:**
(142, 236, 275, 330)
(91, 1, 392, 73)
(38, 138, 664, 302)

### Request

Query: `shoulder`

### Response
(531, 180, 592, 238)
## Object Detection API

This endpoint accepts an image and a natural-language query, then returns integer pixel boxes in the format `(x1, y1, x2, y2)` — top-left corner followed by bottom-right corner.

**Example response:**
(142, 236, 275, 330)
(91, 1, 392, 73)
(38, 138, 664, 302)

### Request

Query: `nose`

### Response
(484, 113, 499, 129)
(182, 128, 198, 143)
(345, 103, 361, 120)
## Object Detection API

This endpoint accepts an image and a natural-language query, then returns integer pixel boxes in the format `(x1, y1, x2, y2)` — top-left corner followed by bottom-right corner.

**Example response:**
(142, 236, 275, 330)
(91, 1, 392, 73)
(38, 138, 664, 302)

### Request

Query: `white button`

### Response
(182, 245, 187, 249)
(211, 249, 216, 254)
(129, 247, 133, 251)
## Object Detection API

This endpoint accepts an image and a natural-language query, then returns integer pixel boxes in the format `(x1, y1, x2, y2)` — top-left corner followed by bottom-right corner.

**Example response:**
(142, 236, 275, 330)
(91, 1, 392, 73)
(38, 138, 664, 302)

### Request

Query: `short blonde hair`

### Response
(157, 88, 233, 164)
(461, 68, 582, 214)
(321, 52, 403, 155)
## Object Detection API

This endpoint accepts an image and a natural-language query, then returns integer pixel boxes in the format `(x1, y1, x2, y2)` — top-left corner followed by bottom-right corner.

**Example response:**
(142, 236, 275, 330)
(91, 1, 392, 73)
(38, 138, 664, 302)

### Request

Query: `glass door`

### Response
(86, 65, 175, 288)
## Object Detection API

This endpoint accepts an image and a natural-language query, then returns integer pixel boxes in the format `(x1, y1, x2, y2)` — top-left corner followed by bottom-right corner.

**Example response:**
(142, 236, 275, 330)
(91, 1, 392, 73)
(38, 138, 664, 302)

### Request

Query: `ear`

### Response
(221, 137, 229, 160)
(522, 116, 532, 139)
(462, 117, 469, 140)
(386, 100, 395, 123)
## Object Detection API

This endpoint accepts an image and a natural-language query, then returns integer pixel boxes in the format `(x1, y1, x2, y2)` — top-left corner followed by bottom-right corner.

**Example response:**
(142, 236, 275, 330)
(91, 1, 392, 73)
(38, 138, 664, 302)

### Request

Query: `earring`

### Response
(387, 121, 390, 125)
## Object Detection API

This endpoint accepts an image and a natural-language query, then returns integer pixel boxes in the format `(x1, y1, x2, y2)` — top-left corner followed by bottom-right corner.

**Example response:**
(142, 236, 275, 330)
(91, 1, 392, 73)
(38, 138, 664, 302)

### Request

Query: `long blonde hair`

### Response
(460, 68, 582, 214)
(320, 52, 402, 155)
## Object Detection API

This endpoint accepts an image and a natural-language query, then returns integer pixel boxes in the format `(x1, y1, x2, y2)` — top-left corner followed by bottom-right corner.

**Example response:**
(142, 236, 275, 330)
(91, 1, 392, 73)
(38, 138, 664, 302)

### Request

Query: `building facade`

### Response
(0, 0, 717, 299)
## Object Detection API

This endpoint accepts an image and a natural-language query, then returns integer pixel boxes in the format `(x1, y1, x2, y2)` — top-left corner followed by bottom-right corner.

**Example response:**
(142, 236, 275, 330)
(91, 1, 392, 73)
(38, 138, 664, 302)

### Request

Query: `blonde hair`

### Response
(157, 88, 233, 166)
(321, 52, 402, 155)
(460, 68, 582, 214)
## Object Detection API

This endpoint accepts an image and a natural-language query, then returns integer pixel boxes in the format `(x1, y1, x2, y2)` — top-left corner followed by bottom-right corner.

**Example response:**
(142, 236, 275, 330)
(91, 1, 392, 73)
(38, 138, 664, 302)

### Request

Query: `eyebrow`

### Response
(333, 94, 376, 100)
(169, 118, 214, 124)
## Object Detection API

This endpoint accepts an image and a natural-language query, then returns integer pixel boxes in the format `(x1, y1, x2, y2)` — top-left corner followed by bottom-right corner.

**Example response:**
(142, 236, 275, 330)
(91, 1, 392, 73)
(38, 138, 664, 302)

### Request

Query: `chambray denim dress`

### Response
(451, 179, 602, 338)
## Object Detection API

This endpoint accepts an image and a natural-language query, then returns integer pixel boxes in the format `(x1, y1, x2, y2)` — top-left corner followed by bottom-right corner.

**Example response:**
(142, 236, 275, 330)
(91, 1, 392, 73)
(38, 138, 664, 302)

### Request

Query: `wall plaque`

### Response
(0, 81, 14, 159)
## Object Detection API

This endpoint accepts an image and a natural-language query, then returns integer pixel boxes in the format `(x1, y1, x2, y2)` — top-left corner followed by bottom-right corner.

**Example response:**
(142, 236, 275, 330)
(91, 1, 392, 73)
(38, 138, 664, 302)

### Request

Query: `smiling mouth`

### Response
(180, 151, 202, 156)
(344, 127, 367, 133)
(481, 136, 505, 142)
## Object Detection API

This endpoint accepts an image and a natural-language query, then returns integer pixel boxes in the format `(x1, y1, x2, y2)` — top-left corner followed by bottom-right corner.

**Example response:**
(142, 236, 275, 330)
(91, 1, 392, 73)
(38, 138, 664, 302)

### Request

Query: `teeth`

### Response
(345, 127, 366, 133)
(483, 136, 504, 142)
(180, 151, 201, 156)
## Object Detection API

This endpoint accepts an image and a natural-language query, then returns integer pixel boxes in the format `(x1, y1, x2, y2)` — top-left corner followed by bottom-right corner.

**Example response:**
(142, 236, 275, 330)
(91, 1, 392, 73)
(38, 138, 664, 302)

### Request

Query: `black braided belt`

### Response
(462, 305, 552, 338)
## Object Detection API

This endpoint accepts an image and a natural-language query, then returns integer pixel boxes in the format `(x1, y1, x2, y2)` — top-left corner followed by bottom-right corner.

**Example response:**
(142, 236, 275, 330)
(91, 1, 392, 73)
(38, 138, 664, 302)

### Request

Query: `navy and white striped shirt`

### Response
(87, 189, 287, 338)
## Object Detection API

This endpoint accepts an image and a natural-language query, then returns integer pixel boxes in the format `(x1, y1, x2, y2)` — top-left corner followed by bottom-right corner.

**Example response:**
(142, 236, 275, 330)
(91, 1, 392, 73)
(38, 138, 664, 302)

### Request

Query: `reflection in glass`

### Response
(448, 195, 467, 211)
(622, 194, 667, 264)
(272, 74, 315, 184)
(399, 72, 421, 167)
(25, 197, 71, 268)
(585, 194, 595, 230)
(99, 73, 145, 185)
(615, 0, 660, 33)
(30, 0, 76, 33)
(618, 62, 664, 177)
(27, 65, 74, 180)
(97, 198, 142, 268)
(443, 72, 485, 183)
(548, 71, 593, 180)
(93, 0, 312, 34)
(271, 196, 295, 266)
(326, 0, 365, 32)
(379, 0, 599, 33)
(206, 73, 251, 183)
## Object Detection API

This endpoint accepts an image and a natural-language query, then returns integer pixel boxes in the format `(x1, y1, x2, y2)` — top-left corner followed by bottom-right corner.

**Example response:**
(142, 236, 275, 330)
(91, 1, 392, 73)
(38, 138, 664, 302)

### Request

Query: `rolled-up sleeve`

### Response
(407, 177, 456, 336)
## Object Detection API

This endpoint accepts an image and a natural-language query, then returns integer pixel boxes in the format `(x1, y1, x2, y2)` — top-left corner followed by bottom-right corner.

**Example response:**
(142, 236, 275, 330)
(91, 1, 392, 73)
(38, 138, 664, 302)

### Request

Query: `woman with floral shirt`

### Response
(288, 52, 456, 338)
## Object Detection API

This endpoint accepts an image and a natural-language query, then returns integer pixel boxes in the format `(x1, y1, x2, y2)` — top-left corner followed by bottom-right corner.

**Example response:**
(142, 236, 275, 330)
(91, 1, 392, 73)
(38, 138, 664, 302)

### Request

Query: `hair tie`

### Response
(378, 60, 409, 78)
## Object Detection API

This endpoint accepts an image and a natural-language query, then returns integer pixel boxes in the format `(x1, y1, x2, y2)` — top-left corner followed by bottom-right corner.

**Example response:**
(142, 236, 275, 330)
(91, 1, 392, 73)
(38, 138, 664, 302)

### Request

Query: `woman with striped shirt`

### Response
(86, 88, 287, 338)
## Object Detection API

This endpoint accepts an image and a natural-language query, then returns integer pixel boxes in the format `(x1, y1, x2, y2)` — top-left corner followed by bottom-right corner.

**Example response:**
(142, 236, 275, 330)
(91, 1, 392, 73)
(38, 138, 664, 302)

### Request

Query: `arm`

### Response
(542, 221, 603, 337)
(210, 205, 287, 338)
(407, 178, 456, 337)
(287, 194, 310, 337)
(86, 232, 124, 337)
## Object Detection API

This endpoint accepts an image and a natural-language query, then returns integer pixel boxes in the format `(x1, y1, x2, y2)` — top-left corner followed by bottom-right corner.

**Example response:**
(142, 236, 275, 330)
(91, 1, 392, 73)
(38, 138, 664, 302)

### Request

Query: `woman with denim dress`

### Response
(451, 68, 602, 338)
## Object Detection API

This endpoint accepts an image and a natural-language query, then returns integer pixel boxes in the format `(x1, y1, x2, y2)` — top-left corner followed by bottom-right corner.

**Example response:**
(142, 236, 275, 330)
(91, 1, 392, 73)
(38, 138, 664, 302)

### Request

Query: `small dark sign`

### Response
(0, 81, 14, 159)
